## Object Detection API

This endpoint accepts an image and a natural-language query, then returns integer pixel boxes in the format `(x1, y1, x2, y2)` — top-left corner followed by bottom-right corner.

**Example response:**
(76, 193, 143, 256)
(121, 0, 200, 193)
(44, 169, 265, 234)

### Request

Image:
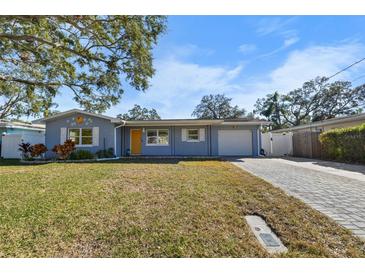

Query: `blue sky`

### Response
(56, 16, 365, 118)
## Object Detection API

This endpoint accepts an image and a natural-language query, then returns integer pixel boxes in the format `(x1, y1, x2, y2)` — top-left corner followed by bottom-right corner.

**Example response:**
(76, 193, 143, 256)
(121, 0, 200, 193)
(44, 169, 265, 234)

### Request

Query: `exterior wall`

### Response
(123, 124, 260, 157)
(43, 115, 263, 158)
(1, 127, 44, 142)
(0, 127, 45, 158)
(45, 113, 115, 158)
(123, 126, 174, 156)
(174, 126, 210, 156)
(115, 126, 122, 157)
(290, 120, 365, 133)
(211, 125, 260, 156)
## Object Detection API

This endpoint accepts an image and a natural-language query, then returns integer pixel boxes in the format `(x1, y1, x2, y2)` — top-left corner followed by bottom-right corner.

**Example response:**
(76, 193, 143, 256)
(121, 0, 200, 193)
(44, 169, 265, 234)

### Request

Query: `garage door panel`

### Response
(218, 130, 252, 156)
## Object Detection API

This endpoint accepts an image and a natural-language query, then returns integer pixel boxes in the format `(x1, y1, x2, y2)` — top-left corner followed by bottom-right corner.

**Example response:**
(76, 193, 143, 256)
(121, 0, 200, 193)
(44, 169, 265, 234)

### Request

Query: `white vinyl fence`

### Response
(1, 132, 45, 159)
(261, 132, 293, 157)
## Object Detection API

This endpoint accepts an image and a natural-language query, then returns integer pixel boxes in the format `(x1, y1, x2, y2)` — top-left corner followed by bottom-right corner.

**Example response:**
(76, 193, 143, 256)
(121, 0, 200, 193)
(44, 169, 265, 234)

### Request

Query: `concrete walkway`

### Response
(230, 157, 365, 240)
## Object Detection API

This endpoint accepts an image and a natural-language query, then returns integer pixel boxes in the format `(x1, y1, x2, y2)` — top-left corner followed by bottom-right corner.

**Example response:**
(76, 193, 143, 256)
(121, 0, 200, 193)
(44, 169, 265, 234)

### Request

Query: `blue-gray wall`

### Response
(122, 125, 261, 157)
(122, 126, 211, 156)
(44, 116, 262, 158)
(45, 114, 117, 158)
(123, 126, 174, 156)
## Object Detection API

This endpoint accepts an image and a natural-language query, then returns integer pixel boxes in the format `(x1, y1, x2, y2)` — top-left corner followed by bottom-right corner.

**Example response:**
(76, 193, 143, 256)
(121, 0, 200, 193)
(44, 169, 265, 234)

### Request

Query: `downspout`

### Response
(209, 125, 212, 156)
(114, 120, 126, 157)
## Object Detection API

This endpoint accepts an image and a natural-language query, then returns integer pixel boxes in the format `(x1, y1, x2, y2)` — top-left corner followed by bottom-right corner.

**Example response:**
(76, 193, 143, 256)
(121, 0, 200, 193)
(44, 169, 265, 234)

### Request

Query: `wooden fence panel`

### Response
(310, 132, 322, 158)
(292, 131, 321, 158)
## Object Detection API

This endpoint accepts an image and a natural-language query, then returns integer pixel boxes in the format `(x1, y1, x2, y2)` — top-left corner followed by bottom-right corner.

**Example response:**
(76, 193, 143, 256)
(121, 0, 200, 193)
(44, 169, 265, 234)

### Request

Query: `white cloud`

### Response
(108, 42, 365, 118)
(267, 42, 365, 91)
(283, 36, 299, 47)
(238, 43, 256, 54)
(108, 56, 245, 118)
(232, 42, 365, 113)
(256, 17, 296, 36)
(255, 17, 300, 59)
(62, 42, 365, 120)
(257, 34, 299, 59)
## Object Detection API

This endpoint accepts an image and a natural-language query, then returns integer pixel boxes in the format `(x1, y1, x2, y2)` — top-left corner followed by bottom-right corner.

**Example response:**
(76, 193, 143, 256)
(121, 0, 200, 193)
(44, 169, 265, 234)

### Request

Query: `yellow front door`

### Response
(131, 129, 142, 155)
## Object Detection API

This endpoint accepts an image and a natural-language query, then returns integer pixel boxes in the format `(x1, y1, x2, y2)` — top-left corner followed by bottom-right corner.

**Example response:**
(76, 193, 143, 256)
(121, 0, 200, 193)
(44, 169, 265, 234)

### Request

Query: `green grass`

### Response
(0, 159, 364, 257)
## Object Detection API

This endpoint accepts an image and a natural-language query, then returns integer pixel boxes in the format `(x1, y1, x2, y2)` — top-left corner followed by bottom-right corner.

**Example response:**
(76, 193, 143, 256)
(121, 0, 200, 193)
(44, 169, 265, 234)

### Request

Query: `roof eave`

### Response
(124, 120, 224, 126)
(271, 113, 365, 133)
(32, 109, 115, 123)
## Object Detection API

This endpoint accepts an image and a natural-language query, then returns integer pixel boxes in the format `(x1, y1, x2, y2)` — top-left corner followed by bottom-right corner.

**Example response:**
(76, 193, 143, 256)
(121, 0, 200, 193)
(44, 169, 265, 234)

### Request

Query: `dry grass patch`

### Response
(0, 159, 364, 257)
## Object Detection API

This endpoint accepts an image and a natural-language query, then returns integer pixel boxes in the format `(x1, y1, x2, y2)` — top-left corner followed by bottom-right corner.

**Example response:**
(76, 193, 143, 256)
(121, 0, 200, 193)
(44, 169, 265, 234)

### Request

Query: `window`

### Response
(69, 129, 80, 145)
(68, 128, 93, 146)
(182, 128, 205, 142)
(146, 129, 169, 145)
(187, 129, 199, 141)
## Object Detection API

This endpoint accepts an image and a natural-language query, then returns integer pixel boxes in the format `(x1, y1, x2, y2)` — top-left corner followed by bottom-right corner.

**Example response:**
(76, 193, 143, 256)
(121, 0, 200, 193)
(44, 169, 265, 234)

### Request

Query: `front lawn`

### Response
(0, 159, 363, 257)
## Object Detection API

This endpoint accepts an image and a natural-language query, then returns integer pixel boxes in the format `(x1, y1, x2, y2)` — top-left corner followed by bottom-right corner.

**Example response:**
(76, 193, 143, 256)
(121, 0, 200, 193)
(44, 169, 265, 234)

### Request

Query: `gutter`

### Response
(114, 120, 126, 157)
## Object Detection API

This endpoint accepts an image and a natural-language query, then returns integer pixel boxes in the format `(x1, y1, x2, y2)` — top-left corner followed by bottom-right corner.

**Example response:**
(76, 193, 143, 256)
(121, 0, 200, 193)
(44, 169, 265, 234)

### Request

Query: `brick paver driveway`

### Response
(230, 157, 365, 239)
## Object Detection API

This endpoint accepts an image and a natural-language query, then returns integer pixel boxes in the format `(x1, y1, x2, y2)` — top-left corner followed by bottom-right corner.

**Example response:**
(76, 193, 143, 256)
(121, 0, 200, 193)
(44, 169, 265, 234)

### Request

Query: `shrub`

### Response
(319, 123, 365, 163)
(95, 148, 115, 158)
(31, 144, 48, 158)
(52, 139, 76, 160)
(18, 142, 33, 160)
(69, 150, 95, 160)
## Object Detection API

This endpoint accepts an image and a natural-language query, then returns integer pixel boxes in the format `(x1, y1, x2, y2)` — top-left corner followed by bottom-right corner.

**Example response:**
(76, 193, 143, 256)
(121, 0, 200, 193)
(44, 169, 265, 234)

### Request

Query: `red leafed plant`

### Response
(18, 142, 33, 160)
(52, 139, 76, 160)
(31, 144, 48, 158)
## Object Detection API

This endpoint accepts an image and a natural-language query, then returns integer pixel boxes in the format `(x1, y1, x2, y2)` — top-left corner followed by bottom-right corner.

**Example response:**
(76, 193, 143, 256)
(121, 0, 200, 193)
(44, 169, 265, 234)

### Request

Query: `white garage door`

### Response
(218, 130, 252, 156)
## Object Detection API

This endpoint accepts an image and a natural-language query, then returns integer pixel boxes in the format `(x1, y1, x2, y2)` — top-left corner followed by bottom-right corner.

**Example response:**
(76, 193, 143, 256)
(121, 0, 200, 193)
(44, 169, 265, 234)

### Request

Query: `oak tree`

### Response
(0, 16, 166, 119)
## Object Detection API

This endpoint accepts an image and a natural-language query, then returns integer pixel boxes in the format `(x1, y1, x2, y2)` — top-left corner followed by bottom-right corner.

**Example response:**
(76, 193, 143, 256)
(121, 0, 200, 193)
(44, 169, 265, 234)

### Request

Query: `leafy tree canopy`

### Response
(254, 77, 365, 129)
(192, 94, 246, 119)
(117, 104, 161, 120)
(0, 15, 167, 119)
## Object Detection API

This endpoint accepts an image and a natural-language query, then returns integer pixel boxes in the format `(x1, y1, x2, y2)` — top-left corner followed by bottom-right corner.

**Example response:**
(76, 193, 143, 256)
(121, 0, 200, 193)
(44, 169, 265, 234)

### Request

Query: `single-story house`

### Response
(34, 109, 270, 158)
(0, 120, 45, 158)
(271, 112, 365, 134)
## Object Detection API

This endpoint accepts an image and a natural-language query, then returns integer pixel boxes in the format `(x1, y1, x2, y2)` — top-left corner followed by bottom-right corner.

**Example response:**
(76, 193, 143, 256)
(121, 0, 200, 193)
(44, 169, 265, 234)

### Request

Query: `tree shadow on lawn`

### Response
(0, 159, 22, 166)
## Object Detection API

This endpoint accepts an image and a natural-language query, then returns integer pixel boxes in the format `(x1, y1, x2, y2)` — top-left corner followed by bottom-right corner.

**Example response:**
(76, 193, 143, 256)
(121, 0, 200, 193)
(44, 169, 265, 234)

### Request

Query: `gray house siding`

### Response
(115, 127, 122, 157)
(174, 126, 210, 156)
(123, 126, 174, 156)
(122, 124, 260, 157)
(122, 126, 210, 156)
(45, 113, 115, 158)
(42, 111, 263, 158)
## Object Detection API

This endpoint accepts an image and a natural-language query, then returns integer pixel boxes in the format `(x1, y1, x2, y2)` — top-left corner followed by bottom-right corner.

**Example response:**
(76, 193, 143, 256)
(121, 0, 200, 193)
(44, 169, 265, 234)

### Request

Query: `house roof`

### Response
(32, 109, 117, 123)
(112, 117, 270, 126)
(271, 112, 365, 133)
(33, 109, 270, 126)
(0, 120, 45, 131)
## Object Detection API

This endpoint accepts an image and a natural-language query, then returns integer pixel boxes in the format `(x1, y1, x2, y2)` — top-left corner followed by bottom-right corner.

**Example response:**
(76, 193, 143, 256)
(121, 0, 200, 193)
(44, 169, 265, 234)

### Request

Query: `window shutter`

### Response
(92, 127, 99, 146)
(60, 127, 67, 144)
(199, 128, 206, 142)
(181, 128, 187, 141)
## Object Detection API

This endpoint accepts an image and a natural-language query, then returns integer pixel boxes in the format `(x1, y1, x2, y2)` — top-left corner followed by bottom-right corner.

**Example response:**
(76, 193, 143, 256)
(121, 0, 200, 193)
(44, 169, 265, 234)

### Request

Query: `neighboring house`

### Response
(266, 113, 365, 159)
(0, 120, 45, 158)
(34, 109, 270, 158)
(271, 112, 365, 134)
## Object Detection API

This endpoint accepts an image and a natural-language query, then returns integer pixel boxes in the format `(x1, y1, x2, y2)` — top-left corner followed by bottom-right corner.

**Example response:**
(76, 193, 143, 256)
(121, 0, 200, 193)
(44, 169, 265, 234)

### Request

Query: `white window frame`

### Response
(186, 128, 200, 142)
(146, 129, 169, 146)
(68, 128, 93, 147)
